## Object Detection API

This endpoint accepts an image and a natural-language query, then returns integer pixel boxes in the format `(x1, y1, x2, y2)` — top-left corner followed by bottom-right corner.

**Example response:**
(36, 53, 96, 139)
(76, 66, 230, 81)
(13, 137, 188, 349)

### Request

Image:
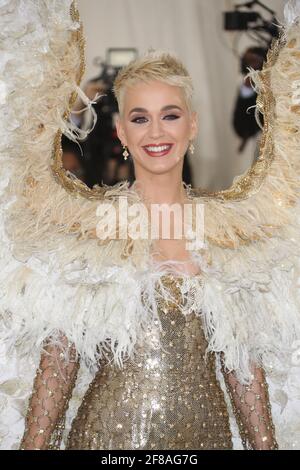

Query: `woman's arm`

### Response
(221, 361, 278, 450)
(20, 335, 80, 450)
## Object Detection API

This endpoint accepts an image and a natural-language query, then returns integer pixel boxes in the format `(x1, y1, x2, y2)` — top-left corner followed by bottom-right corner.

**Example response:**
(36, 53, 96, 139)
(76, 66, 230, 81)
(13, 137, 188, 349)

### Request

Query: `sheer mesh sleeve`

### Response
(20, 335, 80, 450)
(221, 360, 278, 450)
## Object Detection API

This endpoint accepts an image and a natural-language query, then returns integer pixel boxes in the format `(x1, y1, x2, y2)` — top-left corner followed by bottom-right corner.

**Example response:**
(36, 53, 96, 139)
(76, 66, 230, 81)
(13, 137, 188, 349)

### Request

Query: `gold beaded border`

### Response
(191, 34, 284, 201)
(50, 1, 107, 200)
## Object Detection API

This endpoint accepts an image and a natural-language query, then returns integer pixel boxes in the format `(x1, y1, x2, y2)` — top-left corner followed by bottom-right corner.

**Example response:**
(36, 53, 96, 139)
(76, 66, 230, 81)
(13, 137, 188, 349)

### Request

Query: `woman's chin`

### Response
(133, 156, 182, 176)
(147, 164, 177, 175)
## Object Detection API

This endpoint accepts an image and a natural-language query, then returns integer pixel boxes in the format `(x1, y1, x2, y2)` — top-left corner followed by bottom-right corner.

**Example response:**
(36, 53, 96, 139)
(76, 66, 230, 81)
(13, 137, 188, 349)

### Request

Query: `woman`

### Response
(19, 51, 278, 450)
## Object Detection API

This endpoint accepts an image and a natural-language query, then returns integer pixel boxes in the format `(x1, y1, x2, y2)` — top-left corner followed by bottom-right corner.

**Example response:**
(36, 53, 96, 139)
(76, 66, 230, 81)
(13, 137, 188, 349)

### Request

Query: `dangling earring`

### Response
(189, 141, 195, 155)
(122, 144, 129, 161)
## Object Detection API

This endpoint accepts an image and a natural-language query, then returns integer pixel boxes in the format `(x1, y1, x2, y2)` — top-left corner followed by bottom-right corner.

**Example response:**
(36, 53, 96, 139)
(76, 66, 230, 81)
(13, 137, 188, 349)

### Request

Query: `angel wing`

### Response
(187, 1, 300, 448)
(189, 12, 300, 371)
(0, 0, 153, 363)
(0, 0, 300, 450)
(0, 0, 151, 449)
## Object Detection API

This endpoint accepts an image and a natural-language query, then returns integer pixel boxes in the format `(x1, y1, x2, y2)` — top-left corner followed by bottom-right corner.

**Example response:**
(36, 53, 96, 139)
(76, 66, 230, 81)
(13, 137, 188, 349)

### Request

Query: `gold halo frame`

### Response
(51, 1, 285, 202)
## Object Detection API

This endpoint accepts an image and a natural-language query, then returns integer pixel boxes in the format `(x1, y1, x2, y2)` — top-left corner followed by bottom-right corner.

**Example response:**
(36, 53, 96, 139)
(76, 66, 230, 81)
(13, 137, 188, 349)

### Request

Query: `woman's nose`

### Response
(148, 118, 164, 139)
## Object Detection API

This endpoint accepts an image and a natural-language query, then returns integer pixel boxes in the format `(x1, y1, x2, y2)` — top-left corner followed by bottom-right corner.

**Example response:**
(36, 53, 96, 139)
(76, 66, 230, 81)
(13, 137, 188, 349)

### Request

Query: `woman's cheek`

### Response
(129, 127, 146, 142)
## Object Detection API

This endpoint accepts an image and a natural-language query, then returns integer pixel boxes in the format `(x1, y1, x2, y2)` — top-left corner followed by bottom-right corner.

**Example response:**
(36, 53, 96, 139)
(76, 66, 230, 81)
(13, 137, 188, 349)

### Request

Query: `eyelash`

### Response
(131, 114, 180, 124)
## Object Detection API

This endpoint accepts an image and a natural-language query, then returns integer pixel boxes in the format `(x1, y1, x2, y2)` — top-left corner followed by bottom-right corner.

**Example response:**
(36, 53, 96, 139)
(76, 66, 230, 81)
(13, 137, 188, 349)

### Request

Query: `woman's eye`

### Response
(163, 114, 180, 120)
(131, 117, 147, 124)
(131, 114, 180, 124)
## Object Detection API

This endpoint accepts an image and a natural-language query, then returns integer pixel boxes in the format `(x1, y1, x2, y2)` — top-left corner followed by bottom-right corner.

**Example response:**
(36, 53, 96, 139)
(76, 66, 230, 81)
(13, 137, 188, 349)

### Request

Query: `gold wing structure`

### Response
(191, 24, 300, 250)
(190, 15, 300, 383)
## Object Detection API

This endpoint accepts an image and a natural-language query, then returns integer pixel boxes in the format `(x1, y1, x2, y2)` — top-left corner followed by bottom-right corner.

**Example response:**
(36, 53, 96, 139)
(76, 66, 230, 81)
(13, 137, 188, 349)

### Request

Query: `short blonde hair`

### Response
(112, 49, 194, 118)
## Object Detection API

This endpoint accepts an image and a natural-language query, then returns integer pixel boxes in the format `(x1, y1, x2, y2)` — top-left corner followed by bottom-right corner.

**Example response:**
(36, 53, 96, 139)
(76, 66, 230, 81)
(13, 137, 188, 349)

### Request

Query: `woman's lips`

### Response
(142, 144, 174, 157)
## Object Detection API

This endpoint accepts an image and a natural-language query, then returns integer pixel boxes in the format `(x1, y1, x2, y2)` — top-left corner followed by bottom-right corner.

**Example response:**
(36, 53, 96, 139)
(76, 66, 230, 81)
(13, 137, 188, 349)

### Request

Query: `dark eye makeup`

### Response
(130, 114, 181, 124)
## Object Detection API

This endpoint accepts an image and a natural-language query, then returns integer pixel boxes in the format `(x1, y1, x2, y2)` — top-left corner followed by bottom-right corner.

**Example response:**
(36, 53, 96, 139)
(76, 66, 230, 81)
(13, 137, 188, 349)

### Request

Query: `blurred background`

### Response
(63, 0, 286, 190)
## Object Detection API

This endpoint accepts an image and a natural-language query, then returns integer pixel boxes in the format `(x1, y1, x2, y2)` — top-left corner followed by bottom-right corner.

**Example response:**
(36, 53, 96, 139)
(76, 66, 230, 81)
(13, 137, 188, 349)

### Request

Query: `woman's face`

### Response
(116, 80, 198, 177)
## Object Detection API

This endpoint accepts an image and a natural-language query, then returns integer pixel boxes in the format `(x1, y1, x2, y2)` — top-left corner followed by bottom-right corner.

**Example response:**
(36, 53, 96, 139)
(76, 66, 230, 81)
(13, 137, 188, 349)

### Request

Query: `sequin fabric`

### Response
(19, 335, 80, 450)
(66, 275, 233, 450)
(221, 360, 278, 450)
(20, 275, 278, 450)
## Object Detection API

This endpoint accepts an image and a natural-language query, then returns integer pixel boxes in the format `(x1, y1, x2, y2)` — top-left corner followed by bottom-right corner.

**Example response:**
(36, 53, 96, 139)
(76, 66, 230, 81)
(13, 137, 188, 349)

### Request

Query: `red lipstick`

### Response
(142, 143, 174, 158)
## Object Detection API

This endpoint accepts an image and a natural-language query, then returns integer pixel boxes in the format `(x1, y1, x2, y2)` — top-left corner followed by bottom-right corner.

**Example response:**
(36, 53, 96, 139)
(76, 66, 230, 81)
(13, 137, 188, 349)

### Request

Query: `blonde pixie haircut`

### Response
(112, 49, 194, 118)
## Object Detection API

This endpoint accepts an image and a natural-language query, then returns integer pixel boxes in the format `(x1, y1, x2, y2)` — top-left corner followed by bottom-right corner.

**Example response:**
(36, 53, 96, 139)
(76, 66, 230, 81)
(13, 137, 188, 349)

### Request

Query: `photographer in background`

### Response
(233, 46, 267, 154)
(70, 73, 130, 187)
(61, 134, 87, 183)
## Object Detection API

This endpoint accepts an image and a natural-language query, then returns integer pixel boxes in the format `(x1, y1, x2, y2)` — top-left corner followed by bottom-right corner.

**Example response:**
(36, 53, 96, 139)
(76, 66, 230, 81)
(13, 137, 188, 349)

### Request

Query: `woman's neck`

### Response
(131, 175, 188, 207)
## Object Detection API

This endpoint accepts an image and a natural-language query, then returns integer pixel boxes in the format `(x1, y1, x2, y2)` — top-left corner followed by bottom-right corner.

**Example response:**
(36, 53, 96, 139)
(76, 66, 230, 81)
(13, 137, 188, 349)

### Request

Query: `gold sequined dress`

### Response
(20, 276, 278, 450)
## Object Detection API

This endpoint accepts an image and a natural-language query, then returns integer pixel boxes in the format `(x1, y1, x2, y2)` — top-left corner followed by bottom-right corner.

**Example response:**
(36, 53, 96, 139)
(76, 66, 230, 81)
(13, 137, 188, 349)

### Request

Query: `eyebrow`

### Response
(128, 105, 183, 116)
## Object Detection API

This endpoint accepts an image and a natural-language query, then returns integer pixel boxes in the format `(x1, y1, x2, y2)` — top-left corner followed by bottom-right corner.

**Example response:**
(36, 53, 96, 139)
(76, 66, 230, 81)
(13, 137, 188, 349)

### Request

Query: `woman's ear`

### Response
(115, 116, 127, 146)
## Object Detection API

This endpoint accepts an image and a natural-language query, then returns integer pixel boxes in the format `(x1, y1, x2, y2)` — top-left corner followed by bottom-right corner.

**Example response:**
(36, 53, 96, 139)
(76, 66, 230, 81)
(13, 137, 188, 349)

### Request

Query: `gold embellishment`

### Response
(20, 338, 80, 450)
(191, 34, 283, 202)
(221, 362, 278, 450)
(51, 130, 107, 200)
(50, 2, 108, 200)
